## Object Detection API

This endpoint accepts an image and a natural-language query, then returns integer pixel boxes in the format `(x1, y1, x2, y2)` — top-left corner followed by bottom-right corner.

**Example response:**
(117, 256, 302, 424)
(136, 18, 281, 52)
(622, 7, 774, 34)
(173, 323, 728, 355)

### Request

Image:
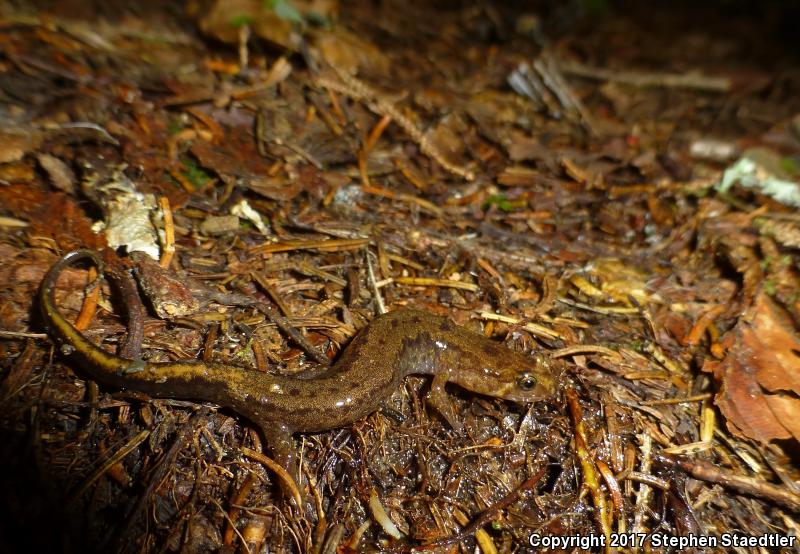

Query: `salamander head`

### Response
(489, 351, 557, 402)
(445, 334, 558, 403)
(372, 309, 559, 403)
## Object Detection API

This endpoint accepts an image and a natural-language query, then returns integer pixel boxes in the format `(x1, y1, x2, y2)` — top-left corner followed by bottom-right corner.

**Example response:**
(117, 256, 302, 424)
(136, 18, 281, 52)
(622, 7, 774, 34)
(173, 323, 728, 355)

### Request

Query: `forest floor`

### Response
(1, 1, 800, 552)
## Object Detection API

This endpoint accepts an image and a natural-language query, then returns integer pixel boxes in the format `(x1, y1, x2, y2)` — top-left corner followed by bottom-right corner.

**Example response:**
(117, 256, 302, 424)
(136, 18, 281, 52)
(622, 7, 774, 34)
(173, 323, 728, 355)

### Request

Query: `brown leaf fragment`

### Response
(195, 0, 337, 48)
(316, 27, 390, 76)
(37, 153, 77, 194)
(717, 237, 763, 307)
(0, 130, 43, 164)
(199, 215, 240, 236)
(422, 114, 471, 172)
(763, 394, 800, 441)
(0, 185, 104, 250)
(191, 140, 304, 201)
(710, 355, 793, 441)
(197, 0, 292, 46)
(704, 292, 800, 442)
(744, 293, 800, 394)
(131, 252, 200, 319)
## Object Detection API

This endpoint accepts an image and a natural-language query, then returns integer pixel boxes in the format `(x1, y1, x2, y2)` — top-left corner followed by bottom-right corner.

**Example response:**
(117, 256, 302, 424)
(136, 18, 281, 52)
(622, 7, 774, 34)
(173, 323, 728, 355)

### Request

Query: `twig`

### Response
(246, 275, 330, 366)
(214, 498, 253, 554)
(241, 446, 303, 509)
(103, 253, 146, 360)
(315, 68, 474, 181)
(395, 276, 478, 291)
(360, 184, 442, 215)
(567, 388, 613, 553)
(159, 196, 175, 269)
(365, 249, 385, 315)
(74, 266, 100, 331)
(632, 433, 654, 539)
(477, 310, 563, 340)
(558, 60, 731, 92)
(250, 238, 370, 255)
(0, 330, 47, 339)
(69, 429, 150, 504)
(657, 453, 800, 513)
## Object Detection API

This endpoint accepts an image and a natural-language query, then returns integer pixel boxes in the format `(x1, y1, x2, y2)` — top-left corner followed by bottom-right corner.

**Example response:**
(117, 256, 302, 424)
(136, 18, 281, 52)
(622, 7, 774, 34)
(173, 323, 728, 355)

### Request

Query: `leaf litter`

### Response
(0, 1, 800, 552)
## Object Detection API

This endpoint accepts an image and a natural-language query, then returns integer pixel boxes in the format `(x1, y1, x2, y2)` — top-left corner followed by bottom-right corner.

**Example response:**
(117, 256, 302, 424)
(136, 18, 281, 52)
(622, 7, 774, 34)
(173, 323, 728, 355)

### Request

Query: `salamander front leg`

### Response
(426, 373, 462, 432)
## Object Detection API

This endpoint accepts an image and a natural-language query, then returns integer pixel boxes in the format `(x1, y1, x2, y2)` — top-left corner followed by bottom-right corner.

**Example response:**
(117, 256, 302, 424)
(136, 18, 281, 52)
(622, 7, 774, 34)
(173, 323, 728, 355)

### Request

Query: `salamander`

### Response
(40, 250, 557, 478)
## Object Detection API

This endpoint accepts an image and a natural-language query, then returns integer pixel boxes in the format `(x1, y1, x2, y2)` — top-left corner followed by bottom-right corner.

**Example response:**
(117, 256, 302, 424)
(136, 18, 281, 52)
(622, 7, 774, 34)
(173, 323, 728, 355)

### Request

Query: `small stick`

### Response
(657, 453, 800, 513)
(247, 275, 329, 366)
(683, 304, 725, 346)
(250, 238, 370, 255)
(241, 446, 303, 509)
(363, 114, 392, 156)
(632, 433, 654, 539)
(159, 196, 175, 269)
(360, 184, 442, 215)
(69, 429, 150, 504)
(103, 254, 146, 360)
(567, 388, 613, 553)
(224, 473, 258, 546)
(394, 276, 478, 291)
(365, 249, 385, 315)
(558, 60, 731, 92)
(74, 266, 100, 331)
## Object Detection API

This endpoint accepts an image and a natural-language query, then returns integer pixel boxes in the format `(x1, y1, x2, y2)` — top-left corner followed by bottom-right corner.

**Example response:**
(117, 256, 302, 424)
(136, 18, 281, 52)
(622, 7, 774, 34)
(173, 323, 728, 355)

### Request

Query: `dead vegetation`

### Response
(1, 0, 800, 552)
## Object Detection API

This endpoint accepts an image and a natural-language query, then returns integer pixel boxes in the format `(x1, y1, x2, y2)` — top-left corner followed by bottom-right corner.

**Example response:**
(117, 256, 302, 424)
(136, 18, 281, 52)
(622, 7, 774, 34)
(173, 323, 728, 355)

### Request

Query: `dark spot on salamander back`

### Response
(412, 315, 421, 324)
(292, 407, 314, 420)
(482, 343, 496, 355)
(391, 318, 399, 328)
(289, 388, 301, 396)
(439, 318, 454, 332)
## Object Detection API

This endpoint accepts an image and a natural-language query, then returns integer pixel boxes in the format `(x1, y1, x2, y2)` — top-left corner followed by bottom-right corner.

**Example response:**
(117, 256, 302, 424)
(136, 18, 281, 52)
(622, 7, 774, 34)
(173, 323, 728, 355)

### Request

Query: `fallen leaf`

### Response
(0, 184, 104, 250)
(704, 292, 800, 442)
(191, 140, 304, 201)
(745, 293, 800, 393)
(37, 153, 77, 194)
(315, 27, 390, 76)
(0, 130, 43, 164)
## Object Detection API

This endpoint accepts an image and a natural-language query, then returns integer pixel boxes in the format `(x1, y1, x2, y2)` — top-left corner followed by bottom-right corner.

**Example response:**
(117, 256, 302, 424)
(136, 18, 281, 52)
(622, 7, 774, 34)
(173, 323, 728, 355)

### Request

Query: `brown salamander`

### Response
(40, 250, 557, 475)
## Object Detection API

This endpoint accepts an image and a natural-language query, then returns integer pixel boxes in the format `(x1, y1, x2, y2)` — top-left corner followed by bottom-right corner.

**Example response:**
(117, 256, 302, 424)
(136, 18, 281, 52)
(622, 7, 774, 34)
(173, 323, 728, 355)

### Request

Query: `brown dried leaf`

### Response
(0, 185, 104, 250)
(197, 0, 292, 46)
(131, 252, 200, 319)
(745, 293, 800, 393)
(709, 354, 794, 441)
(704, 292, 800, 442)
(196, 0, 337, 47)
(315, 27, 390, 76)
(422, 113, 471, 171)
(0, 130, 43, 164)
(191, 140, 304, 201)
(585, 258, 660, 305)
(763, 394, 800, 440)
(37, 153, 77, 194)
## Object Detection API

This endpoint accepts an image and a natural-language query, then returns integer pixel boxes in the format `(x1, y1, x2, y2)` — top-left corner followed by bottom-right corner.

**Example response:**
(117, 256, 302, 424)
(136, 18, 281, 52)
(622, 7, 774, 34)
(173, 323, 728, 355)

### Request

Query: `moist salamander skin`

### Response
(40, 250, 558, 467)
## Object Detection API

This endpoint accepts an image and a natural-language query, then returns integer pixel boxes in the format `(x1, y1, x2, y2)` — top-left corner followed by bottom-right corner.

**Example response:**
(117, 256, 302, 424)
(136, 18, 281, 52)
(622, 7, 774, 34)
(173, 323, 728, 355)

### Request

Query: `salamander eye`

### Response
(517, 372, 537, 390)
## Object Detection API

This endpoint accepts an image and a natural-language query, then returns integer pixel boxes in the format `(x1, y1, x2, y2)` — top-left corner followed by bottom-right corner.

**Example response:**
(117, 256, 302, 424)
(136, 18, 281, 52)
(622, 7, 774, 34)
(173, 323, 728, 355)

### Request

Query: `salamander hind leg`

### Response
(260, 422, 306, 506)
